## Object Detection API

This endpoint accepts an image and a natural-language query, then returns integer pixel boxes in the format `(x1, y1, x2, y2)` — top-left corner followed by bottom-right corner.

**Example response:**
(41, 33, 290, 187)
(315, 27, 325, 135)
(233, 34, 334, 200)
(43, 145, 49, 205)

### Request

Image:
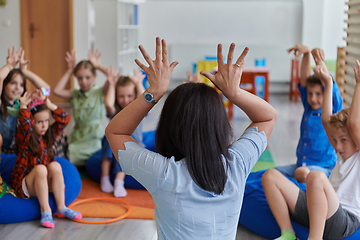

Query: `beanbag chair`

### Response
(143, 130, 156, 152)
(85, 150, 145, 190)
(0, 154, 81, 224)
(85, 130, 156, 190)
(239, 170, 360, 240)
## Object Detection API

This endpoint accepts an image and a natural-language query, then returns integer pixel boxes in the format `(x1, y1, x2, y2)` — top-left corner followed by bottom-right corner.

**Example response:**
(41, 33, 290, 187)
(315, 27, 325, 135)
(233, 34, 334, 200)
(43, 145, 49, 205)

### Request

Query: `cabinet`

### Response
(93, 0, 143, 76)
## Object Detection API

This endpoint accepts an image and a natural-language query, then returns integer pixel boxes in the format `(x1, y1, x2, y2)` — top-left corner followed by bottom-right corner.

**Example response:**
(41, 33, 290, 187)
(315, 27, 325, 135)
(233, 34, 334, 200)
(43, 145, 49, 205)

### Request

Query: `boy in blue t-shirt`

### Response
(276, 45, 343, 182)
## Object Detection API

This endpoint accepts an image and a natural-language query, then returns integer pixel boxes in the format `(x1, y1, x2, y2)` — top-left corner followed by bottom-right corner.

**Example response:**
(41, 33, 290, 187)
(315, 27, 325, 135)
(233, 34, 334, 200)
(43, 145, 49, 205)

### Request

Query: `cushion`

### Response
(239, 170, 360, 240)
(85, 150, 145, 190)
(0, 154, 81, 224)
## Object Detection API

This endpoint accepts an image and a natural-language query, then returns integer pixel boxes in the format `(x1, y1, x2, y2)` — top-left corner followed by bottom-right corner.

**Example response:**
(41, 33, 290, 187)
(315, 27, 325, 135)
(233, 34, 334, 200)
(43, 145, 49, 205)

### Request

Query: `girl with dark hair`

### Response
(105, 37, 277, 239)
(0, 47, 50, 154)
(11, 89, 82, 228)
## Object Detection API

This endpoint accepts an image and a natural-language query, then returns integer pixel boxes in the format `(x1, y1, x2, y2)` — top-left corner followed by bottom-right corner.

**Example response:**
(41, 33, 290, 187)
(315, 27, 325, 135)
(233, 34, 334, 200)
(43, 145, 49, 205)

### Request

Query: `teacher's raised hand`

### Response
(200, 43, 249, 100)
(135, 37, 178, 101)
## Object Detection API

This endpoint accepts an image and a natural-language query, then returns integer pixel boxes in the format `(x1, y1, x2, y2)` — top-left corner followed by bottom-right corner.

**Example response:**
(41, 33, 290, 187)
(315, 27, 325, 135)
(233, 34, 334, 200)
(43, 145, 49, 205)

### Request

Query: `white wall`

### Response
(321, 0, 347, 60)
(0, 0, 21, 67)
(302, 0, 347, 60)
(0, 0, 347, 85)
(139, 0, 302, 83)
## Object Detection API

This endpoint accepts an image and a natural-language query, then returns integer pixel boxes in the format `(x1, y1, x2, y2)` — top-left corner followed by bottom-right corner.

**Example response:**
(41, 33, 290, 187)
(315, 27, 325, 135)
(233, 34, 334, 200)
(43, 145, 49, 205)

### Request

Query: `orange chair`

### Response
(289, 57, 300, 102)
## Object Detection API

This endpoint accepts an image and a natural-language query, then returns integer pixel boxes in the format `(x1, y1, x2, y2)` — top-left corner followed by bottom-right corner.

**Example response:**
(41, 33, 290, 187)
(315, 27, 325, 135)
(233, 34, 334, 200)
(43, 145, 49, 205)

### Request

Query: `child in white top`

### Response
(262, 50, 360, 240)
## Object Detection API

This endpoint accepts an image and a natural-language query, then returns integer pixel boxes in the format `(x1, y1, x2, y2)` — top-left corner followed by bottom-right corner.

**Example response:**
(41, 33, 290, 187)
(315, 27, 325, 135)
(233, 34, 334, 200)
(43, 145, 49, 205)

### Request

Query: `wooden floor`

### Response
(0, 93, 303, 240)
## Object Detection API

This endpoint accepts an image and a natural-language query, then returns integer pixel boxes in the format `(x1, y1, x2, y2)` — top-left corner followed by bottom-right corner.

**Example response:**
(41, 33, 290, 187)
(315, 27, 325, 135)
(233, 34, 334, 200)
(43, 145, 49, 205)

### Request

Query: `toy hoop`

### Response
(67, 197, 132, 224)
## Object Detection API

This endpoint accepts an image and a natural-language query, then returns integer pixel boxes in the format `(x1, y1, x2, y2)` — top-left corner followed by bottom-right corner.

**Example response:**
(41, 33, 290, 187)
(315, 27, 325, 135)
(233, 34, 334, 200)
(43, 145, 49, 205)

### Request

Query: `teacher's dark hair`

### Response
(155, 83, 233, 194)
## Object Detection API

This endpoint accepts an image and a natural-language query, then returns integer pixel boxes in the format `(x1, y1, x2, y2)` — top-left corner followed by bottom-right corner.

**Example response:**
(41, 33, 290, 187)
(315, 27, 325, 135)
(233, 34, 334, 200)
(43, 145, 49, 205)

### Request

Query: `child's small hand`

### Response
(313, 66, 331, 86)
(128, 69, 145, 86)
(311, 48, 325, 63)
(19, 50, 30, 71)
(88, 48, 101, 69)
(312, 48, 331, 85)
(106, 66, 119, 86)
(33, 89, 53, 108)
(287, 44, 310, 57)
(33, 89, 47, 102)
(65, 50, 77, 71)
(6, 46, 22, 69)
(353, 60, 360, 84)
(19, 92, 32, 107)
(183, 71, 202, 84)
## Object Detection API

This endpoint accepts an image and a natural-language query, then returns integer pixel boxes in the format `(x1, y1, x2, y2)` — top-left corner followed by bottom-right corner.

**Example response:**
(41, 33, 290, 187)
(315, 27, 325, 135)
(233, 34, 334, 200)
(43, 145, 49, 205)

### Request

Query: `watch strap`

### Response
(144, 89, 158, 104)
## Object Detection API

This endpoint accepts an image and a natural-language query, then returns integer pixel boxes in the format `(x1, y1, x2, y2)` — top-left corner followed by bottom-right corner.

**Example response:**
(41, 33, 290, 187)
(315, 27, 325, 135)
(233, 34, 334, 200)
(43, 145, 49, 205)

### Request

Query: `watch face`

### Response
(145, 93, 153, 102)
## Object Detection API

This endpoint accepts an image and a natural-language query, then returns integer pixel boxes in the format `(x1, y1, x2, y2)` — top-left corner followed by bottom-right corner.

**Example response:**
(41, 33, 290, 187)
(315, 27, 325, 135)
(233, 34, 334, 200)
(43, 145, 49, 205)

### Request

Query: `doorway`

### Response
(20, 0, 73, 103)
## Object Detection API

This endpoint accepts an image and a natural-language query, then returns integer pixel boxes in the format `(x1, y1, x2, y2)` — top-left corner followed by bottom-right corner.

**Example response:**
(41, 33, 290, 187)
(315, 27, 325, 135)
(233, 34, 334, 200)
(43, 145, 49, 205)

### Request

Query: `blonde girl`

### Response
(54, 49, 110, 166)
(96, 68, 145, 197)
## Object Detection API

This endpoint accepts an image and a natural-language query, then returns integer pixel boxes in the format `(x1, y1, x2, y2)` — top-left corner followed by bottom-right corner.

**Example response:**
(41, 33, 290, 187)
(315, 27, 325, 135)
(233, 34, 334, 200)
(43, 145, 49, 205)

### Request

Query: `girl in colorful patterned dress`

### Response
(11, 89, 82, 228)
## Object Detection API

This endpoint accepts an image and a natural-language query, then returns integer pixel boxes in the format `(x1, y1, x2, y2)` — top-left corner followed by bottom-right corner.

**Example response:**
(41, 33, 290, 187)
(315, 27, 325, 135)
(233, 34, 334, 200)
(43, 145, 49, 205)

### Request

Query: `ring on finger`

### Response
(235, 63, 241, 67)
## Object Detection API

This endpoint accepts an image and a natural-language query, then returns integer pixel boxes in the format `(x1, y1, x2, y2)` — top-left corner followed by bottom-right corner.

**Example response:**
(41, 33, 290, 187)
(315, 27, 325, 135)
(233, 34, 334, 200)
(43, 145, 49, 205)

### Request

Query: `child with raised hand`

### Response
(262, 55, 360, 240)
(183, 71, 202, 84)
(276, 45, 343, 182)
(105, 38, 277, 239)
(11, 89, 81, 228)
(97, 67, 146, 197)
(1, 47, 50, 154)
(54, 48, 109, 166)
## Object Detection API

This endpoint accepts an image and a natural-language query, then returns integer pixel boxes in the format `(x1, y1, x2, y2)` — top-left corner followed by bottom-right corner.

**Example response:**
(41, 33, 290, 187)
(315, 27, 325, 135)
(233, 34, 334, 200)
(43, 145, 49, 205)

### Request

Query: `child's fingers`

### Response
(187, 71, 192, 81)
(354, 66, 357, 78)
(15, 47, 23, 57)
(319, 49, 325, 62)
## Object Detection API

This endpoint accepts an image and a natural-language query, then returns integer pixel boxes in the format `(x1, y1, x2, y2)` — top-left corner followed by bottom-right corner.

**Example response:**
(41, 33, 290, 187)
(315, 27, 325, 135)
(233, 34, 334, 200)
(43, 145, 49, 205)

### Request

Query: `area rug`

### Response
(251, 148, 276, 172)
(71, 149, 274, 220)
(71, 178, 155, 220)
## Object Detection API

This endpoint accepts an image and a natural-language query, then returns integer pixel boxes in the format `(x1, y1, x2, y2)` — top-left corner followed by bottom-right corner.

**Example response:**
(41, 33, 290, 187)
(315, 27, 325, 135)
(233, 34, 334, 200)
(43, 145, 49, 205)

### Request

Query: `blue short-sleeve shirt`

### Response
(296, 82, 343, 169)
(118, 127, 267, 240)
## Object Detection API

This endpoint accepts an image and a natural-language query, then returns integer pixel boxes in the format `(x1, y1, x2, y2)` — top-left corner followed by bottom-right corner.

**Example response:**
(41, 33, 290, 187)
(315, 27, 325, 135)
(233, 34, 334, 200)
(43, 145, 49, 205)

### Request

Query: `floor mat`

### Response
(72, 149, 274, 220)
(71, 178, 155, 220)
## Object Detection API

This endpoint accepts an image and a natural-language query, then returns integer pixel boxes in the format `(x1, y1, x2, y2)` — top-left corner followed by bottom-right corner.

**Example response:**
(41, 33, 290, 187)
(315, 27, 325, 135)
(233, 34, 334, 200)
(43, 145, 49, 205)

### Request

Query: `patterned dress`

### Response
(11, 108, 70, 198)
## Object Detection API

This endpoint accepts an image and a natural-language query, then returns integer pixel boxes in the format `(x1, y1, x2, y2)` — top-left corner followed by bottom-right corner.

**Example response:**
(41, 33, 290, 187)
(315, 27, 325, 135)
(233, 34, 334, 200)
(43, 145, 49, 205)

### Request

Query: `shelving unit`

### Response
(93, 0, 143, 76)
(117, 1, 140, 74)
